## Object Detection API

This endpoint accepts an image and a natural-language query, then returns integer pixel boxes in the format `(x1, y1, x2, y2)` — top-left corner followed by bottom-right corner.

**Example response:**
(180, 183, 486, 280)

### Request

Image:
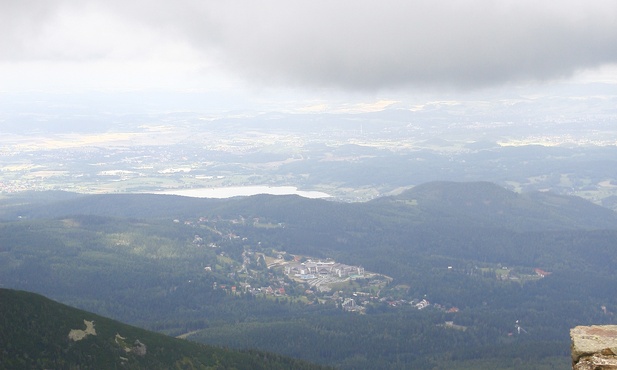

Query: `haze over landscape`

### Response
(2, 1, 617, 369)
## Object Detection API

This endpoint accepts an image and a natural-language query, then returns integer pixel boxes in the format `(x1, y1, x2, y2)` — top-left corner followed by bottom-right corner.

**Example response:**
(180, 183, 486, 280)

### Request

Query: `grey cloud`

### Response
(0, 0, 117, 61)
(0, 0, 58, 59)
(189, 1, 617, 90)
(4, 0, 617, 90)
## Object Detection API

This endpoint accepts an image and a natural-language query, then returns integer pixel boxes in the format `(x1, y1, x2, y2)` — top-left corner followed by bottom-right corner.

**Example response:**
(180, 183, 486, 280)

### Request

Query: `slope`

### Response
(374, 181, 617, 230)
(0, 288, 327, 370)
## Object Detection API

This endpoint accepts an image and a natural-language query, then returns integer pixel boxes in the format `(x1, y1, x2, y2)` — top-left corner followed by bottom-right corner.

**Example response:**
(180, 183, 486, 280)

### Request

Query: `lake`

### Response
(151, 185, 331, 199)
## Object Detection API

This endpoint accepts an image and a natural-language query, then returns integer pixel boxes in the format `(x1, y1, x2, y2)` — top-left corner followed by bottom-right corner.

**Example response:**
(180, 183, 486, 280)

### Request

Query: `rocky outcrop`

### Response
(571, 325, 617, 369)
(132, 340, 147, 356)
(68, 320, 97, 341)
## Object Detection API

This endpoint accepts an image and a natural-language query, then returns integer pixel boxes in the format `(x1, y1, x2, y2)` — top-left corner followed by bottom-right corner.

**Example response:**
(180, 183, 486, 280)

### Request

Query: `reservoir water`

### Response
(151, 185, 331, 199)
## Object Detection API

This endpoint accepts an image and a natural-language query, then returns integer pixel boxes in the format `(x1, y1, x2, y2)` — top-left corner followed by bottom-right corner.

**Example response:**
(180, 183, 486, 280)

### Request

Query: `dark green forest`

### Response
(1, 182, 616, 369)
(0, 288, 328, 370)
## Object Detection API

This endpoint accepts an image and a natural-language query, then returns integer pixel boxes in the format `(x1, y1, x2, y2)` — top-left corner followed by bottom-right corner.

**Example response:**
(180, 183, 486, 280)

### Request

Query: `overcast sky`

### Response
(2, 0, 617, 112)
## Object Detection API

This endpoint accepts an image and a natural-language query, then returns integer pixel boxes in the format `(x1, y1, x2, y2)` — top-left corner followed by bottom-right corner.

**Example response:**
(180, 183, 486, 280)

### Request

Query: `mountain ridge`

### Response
(2, 181, 616, 231)
(0, 288, 327, 370)
(374, 181, 617, 230)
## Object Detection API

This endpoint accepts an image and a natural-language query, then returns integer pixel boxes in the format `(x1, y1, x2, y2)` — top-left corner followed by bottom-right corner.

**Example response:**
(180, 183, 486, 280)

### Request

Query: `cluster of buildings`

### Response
(340, 295, 460, 314)
(284, 260, 365, 279)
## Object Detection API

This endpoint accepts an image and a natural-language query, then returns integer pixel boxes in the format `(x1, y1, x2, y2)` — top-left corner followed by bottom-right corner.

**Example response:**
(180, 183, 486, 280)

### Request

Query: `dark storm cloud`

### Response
(4, 0, 617, 90)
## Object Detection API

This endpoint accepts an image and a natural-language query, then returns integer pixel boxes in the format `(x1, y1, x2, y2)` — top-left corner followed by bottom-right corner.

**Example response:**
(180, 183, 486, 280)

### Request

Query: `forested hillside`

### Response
(1, 181, 616, 369)
(0, 288, 327, 370)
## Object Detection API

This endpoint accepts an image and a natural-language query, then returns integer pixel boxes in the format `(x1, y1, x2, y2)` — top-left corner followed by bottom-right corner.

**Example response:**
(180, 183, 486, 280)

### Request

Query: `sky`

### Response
(1, 0, 617, 113)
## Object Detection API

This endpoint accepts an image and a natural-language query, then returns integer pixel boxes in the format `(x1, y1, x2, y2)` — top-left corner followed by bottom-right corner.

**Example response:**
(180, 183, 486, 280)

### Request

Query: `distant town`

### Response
(176, 213, 552, 318)
(2, 111, 617, 208)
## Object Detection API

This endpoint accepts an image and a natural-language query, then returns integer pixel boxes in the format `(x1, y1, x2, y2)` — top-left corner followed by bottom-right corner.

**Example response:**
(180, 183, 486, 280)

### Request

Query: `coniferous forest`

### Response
(1, 182, 616, 369)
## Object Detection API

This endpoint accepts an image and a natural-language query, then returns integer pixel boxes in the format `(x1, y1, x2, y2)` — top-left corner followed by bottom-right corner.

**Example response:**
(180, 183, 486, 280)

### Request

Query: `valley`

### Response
(2, 110, 617, 208)
(3, 3, 617, 368)
(1, 183, 616, 368)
